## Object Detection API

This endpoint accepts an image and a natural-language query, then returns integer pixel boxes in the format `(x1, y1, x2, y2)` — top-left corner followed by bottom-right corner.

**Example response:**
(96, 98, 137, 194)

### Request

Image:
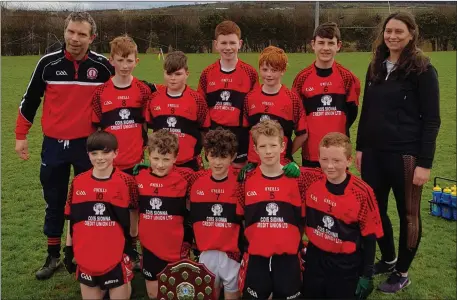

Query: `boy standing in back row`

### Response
(293, 22, 360, 168)
(198, 20, 259, 168)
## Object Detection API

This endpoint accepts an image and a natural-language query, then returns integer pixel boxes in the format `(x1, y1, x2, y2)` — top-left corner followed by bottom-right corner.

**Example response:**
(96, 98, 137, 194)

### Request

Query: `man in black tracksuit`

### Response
(14, 12, 114, 280)
(356, 57, 440, 293)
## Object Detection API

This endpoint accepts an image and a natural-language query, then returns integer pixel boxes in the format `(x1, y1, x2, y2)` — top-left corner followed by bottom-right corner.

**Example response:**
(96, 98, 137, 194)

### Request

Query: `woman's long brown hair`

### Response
(369, 11, 430, 83)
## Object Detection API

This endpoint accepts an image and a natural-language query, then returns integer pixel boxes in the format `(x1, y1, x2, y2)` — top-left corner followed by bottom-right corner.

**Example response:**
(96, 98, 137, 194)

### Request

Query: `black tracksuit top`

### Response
(356, 63, 440, 169)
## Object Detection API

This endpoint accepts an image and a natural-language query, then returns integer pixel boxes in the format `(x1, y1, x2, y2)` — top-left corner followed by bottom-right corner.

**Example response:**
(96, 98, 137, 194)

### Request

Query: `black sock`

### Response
(47, 237, 61, 258)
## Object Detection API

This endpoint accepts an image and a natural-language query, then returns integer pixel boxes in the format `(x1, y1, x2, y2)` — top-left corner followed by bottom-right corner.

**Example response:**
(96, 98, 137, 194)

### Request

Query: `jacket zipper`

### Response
(73, 61, 79, 80)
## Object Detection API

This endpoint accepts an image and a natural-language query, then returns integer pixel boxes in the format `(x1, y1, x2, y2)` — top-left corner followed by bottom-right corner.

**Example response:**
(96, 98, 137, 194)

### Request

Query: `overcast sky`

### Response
(5, 1, 214, 11)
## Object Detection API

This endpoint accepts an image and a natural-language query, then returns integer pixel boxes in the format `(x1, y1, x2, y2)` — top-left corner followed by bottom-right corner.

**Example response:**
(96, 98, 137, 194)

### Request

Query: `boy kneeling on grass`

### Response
(133, 129, 194, 299)
(64, 131, 138, 300)
(189, 127, 243, 300)
(301, 132, 383, 300)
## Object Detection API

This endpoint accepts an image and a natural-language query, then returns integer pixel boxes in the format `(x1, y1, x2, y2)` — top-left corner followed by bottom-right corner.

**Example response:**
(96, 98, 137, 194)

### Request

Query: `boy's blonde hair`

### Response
(147, 129, 179, 157)
(110, 35, 138, 58)
(251, 119, 284, 146)
(215, 20, 241, 39)
(259, 46, 288, 72)
(319, 132, 352, 159)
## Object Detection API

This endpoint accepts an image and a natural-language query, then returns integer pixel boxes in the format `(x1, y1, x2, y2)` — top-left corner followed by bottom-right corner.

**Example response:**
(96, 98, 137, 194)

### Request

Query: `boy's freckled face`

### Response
(110, 53, 138, 77)
(319, 146, 351, 183)
(148, 150, 177, 177)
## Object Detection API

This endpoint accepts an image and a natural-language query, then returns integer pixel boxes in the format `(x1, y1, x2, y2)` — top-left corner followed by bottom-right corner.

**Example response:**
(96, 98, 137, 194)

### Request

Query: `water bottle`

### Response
(451, 191, 457, 220)
(433, 185, 442, 203)
(442, 187, 452, 205)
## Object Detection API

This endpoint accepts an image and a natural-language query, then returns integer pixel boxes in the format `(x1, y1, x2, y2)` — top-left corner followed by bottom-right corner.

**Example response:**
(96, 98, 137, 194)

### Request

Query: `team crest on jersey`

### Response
(322, 215, 334, 229)
(321, 95, 332, 106)
(260, 115, 270, 122)
(87, 67, 98, 80)
(220, 90, 231, 101)
(150, 198, 162, 210)
(119, 109, 130, 120)
(211, 204, 223, 216)
(93, 203, 106, 215)
(266, 202, 279, 216)
(167, 116, 177, 127)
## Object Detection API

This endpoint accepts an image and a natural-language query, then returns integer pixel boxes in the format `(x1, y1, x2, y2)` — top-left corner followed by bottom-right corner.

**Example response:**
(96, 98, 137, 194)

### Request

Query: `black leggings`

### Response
(361, 149, 423, 273)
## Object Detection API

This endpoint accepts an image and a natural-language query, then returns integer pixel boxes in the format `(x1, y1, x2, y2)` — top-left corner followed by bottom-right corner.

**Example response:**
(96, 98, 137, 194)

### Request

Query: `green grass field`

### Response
(2, 52, 456, 300)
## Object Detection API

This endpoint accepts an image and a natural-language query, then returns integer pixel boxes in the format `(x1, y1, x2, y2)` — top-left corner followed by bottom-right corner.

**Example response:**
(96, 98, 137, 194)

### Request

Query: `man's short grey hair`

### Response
(64, 11, 97, 36)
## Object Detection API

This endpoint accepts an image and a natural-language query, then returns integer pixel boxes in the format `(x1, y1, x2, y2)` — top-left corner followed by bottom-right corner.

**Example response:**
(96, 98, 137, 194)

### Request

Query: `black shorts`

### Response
(301, 158, 321, 168)
(76, 254, 133, 290)
(141, 247, 169, 281)
(302, 243, 360, 299)
(121, 167, 135, 176)
(240, 253, 302, 299)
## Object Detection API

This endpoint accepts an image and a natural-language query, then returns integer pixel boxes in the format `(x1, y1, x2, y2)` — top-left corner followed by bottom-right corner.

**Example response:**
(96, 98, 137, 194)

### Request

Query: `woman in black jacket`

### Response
(356, 11, 440, 294)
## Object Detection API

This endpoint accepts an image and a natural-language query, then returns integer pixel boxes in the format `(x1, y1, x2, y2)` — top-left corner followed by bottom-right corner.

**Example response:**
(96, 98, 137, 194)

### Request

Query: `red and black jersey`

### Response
(15, 46, 114, 140)
(92, 77, 150, 170)
(198, 59, 259, 128)
(292, 62, 361, 162)
(189, 168, 241, 253)
(135, 166, 194, 262)
(243, 85, 307, 163)
(145, 86, 210, 165)
(64, 168, 138, 276)
(236, 167, 321, 257)
(305, 173, 383, 255)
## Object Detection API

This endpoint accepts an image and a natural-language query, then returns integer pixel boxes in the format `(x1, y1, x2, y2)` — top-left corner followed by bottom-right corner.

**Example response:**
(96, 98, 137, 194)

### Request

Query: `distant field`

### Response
(2, 52, 456, 299)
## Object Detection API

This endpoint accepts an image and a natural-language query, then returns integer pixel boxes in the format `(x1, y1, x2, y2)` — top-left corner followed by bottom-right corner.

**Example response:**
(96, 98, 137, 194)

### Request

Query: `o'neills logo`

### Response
(265, 187, 279, 192)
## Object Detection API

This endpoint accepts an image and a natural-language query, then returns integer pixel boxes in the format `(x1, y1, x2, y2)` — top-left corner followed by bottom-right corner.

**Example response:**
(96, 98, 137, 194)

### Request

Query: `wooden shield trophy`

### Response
(156, 259, 216, 300)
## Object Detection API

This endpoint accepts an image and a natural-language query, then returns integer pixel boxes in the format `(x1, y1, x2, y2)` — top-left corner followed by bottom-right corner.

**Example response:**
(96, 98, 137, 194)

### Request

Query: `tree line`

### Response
(1, 4, 455, 56)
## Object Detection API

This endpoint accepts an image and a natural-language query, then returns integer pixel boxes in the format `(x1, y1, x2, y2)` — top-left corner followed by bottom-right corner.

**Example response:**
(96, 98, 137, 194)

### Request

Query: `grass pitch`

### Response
(1, 52, 455, 299)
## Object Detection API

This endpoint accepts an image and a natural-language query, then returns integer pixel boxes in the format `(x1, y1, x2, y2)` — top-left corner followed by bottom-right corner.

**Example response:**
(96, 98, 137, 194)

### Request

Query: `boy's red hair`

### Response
(259, 46, 288, 72)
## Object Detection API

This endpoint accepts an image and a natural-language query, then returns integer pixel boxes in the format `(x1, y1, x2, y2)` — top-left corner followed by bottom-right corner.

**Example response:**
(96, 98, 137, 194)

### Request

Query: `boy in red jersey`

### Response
(198, 20, 259, 168)
(293, 22, 361, 168)
(189, 128, 242, 299)
(301, 132, 383, 299)
(236, 120, 322, 300)
(145, 51, 210, 171)
(91, 35, 153, 270)
(244, 46, 307, 165)
(91, 36, 151, 175)
(133, 130, 194, 299)
(63, 131, 138, 300)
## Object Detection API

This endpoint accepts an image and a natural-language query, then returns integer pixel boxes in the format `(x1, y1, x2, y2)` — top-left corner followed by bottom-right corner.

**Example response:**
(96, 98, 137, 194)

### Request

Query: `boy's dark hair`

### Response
(313, 22, 341, 41)
(147, 129, 179, 156)
(87, 130, 118, 152)
(164, 51, 188, 74)
(204, 127, 238, 158)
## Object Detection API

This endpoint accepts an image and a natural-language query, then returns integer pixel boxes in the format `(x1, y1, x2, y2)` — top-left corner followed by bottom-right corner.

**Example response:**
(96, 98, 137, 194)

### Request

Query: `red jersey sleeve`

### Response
(195, 93, 210, 130)
(91, 85, 104, 126)
(337, 65, 361, 105)
(235, 181, 246, 216)
(197, 68, 208, 98)
(240, 63, 259, 90)
(121, 174, 139, 210)
(242, 93, 251, 128)
(358, 185, 383, 238)
(290, 90, 307, 136)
